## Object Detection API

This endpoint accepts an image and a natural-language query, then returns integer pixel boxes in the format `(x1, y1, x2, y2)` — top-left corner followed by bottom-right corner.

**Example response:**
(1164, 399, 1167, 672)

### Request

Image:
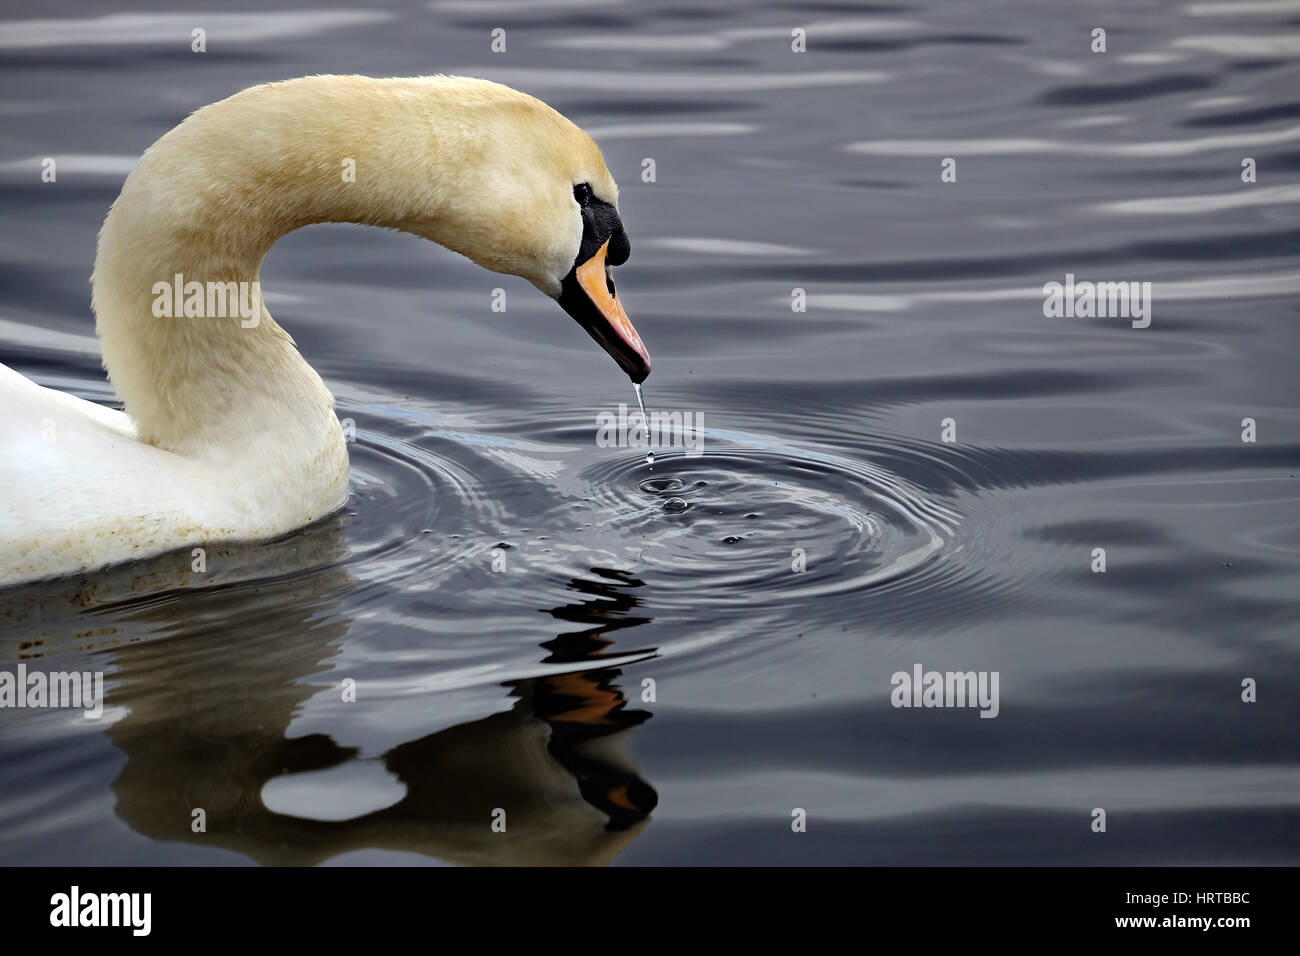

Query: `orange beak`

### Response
(559, 238, 651, 383)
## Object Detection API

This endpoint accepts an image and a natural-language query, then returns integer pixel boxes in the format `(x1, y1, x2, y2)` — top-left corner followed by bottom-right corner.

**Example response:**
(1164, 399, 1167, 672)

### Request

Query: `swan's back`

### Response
(1, 363, 243, 583)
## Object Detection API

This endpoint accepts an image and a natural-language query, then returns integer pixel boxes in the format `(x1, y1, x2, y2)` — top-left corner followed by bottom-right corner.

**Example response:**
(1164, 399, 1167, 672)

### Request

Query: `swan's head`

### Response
(406, 80, 649, 383)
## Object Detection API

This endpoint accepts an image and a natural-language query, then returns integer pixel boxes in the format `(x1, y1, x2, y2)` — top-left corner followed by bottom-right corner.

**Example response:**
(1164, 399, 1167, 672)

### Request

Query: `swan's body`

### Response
(0, 75, 648, 586)
(1, 364, 318, 584)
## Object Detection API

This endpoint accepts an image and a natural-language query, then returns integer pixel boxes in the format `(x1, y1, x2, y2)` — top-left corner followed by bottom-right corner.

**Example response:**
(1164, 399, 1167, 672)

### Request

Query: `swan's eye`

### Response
(573, 183, 593, 206)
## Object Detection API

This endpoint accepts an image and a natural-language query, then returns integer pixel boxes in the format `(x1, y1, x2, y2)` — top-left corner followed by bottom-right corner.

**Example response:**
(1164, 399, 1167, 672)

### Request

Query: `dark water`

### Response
(1, 0, 1298, 865)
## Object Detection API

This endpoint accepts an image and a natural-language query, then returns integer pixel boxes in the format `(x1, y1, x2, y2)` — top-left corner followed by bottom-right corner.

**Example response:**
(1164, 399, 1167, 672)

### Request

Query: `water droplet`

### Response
(722, 535, 742, 544)
(633, 382, 649, 428)
(663, 497, 688, 513)
(633, 382, 656, 462)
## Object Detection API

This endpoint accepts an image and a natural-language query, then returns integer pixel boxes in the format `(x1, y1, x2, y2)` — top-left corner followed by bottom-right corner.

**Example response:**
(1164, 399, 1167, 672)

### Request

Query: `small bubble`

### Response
(663, 497, 689, 513)
(722, 535, 742, 544)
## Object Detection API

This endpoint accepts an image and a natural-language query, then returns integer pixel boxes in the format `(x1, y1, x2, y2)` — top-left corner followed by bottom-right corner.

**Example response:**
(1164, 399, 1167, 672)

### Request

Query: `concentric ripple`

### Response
(570, 443, 960, 609)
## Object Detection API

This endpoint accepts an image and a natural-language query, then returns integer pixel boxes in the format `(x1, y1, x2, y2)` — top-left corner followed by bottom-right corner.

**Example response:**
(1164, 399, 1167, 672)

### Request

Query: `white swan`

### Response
(0, 75, 650, 586)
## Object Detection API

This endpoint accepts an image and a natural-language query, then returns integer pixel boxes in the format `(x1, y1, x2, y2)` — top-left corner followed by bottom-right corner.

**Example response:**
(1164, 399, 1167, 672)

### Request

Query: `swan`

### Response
(0, 75, 650, 587)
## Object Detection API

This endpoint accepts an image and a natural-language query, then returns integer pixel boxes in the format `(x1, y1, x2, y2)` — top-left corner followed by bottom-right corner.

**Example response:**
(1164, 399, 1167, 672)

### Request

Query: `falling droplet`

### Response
(633, 381, 649, 428)
(633, 381, 657, 464)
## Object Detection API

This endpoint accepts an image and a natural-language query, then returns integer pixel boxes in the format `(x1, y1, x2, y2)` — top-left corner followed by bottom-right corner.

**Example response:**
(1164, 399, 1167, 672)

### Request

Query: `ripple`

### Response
(1036, 74, 1213, 106)
(569, 443, 960, 609)
(4, 0, 1298, 865)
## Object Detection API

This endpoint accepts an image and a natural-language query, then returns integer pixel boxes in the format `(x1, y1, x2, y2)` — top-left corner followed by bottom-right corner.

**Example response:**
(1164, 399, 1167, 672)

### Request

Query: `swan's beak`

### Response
(558, 238, 651, 383)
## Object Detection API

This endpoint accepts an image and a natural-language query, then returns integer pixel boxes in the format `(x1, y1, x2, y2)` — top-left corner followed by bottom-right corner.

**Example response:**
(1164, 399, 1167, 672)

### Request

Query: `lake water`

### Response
(1, 0, 1297, 865)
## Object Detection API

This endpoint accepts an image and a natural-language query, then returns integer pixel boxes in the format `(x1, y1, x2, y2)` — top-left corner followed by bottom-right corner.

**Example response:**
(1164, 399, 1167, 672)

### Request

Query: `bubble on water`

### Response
(662, 497, 689, 513)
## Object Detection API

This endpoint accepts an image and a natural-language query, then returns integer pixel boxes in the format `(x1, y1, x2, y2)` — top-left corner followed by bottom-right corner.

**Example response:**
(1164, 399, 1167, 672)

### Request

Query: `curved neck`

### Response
(91, 77, 470, 455)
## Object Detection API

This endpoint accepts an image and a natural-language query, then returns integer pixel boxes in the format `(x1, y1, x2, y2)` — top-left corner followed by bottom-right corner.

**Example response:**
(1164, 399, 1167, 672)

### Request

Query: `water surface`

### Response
(1, 0, 1298, 865)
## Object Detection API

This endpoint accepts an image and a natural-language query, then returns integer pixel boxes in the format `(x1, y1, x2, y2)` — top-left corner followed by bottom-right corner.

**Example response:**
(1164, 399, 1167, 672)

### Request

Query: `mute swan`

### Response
(0, 75, 650, 586)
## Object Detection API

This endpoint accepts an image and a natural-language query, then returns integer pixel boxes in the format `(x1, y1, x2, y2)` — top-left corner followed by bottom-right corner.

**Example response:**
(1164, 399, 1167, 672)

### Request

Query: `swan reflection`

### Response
(4, 527, 658, 866)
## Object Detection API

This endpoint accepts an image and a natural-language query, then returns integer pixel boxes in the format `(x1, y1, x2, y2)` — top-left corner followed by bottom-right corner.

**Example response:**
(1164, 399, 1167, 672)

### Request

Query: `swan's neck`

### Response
(91, 76, 468, 459)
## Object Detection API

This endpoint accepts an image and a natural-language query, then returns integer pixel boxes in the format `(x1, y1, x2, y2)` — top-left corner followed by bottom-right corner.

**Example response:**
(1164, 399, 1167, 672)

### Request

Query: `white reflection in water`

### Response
(1092, 185, 1300, 216)
(846, 125, 1300, 157)
(261, 761, 408, 822)
(1184, 0, 1300, 13)
(544, 18, 919, 52)
(0, 11, 391, 49)
(666, 765, 1300, 823)
(0, 153, 136, 176)
(644, 237, 814, 257)
(585, 122, 757, 140)
(450, 67, 888, 93)
(1172, 34, 1300, 55)
(799, 271, 1300, 313)
(429, 0, 623, 11)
